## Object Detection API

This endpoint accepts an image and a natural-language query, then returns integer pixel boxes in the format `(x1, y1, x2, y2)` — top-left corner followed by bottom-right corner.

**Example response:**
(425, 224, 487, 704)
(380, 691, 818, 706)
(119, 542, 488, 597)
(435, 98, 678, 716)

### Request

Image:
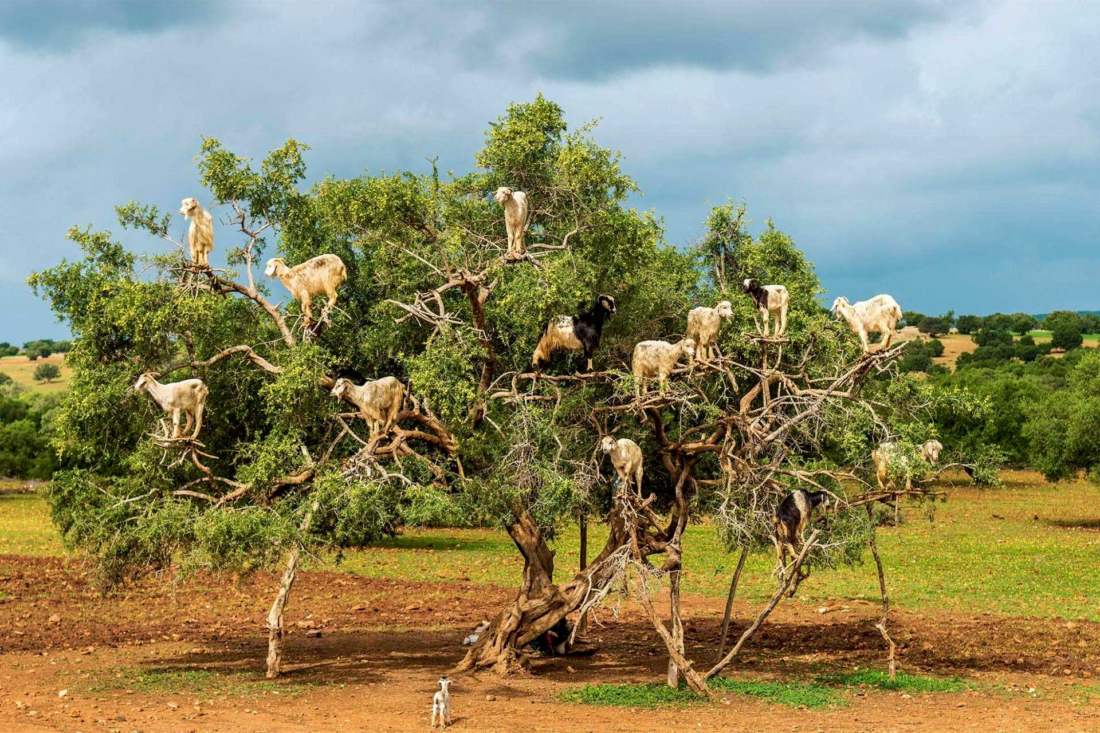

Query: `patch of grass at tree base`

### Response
(562, 670, 968, 709)
(86, 668, 318, 697)
(561, 678, 841, 709)
(819, 668, 970, 693)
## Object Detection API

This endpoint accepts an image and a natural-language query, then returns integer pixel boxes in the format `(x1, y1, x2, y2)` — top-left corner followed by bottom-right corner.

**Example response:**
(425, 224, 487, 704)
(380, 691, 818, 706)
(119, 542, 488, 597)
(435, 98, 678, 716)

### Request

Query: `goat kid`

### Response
(430, 677, 452, 729)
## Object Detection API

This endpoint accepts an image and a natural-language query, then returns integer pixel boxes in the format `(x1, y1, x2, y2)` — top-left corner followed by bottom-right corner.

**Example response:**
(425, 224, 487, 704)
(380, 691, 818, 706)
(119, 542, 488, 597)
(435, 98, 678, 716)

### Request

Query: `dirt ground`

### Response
(2, 555, 1099, 732)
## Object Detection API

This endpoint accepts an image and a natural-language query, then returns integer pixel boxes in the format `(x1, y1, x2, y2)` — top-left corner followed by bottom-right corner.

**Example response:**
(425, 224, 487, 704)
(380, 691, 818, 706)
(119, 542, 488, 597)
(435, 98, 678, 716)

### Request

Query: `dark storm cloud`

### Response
(451, 0, 959, 80)
(1, 0, 1099, 343)
(0, 0, 217, 51)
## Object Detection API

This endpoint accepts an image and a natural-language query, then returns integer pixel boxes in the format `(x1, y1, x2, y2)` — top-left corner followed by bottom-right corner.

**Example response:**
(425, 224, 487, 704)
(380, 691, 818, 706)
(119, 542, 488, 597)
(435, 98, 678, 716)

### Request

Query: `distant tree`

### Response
(918, 316, 950, 336)
(974, 329, 1013, 348)
(927, 338, 945, 357)
(1079, 314, 1100, 335)
(983, 313, 1014, 332)
(955, 315, 982, 334)
(1051, 322, 1084, 351)
(1009, 313, 1038, 334)
(33, 363, 61, 383)
(901, 311, 926, 328)
(1043, 310, 1083, 335)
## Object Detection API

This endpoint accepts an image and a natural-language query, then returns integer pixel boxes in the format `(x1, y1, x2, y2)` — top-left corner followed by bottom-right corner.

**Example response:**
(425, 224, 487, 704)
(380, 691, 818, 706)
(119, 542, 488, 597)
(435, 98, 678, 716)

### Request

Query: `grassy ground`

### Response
(1027, 330, 1100, 347)
(561, 669, 969, 709)
(3, 471, 1099, 620)
(0, 354, 71, 393)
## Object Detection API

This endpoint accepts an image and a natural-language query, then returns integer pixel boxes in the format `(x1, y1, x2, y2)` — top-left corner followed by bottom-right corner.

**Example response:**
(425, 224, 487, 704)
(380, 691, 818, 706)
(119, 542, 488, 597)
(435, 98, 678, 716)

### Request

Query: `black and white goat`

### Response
(773, 490, 830, 586)
(742, 278, 790, 337)
(531, 294, 617, 372)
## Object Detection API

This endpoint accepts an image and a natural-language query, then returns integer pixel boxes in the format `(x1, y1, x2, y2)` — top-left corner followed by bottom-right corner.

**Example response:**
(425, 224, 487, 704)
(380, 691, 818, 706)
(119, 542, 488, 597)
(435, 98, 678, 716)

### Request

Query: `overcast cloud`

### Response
(2, 0, 1098, 342)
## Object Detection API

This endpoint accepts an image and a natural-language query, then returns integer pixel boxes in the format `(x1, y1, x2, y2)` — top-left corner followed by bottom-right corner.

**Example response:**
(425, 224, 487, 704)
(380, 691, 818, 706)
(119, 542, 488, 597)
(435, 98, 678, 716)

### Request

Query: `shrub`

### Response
(1051, 322, 1083, 350)
(33, 363, 61, 383)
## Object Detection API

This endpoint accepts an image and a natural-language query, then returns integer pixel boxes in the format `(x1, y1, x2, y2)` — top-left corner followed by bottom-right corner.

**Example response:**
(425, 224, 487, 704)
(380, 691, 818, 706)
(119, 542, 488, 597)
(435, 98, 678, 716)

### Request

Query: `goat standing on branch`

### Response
(132, 372, 209, 440)
(872, 439, 943, 494)
(531, 294, 616, 372)
(686, 300, 733, 362)
(331, 376, 405, 438)
(265, 254, 347, 332)
(494, 186, 530, 259)
(632, 338, 695, 396)
(742, 279, 789, 337)
(773, 490, 830, 586)
(601, 435, 644, 493)
(180, 197, 214, 268)
(832, 294, 902, 353)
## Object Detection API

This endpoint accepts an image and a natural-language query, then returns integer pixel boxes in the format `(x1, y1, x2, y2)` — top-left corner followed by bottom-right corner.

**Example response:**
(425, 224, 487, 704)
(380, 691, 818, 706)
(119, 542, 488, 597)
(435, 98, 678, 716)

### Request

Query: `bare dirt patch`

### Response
(2, 555, 1099, 731)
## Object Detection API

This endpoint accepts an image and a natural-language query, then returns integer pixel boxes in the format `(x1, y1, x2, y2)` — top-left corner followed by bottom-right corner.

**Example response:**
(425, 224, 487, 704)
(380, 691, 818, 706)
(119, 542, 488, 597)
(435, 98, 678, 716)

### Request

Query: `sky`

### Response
(1, 0, 1098, 344)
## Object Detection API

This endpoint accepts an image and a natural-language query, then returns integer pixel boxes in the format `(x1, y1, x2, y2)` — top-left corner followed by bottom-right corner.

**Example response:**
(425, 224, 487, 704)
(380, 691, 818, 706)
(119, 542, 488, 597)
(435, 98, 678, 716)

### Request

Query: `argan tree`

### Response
(31, 96, 992, 685)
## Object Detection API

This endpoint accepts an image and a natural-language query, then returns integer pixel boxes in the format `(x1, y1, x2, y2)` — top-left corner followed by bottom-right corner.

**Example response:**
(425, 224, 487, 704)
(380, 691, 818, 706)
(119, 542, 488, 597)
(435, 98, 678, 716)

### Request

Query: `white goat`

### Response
(331, 377, 405, 437)
(600, 435, 644, 493)
(686, 300, 733, 362)
(632, 338, 695, 396)
(180, 197, 214, 268)
(494, 186, 530, 259)
(132, 372, 208, 440)
(430, 676, 452, 729)
(742, 279, 790, 337)
(831, 294, 902, 353)
(264, 254, 348, 331)
(872, 439, 943, 494)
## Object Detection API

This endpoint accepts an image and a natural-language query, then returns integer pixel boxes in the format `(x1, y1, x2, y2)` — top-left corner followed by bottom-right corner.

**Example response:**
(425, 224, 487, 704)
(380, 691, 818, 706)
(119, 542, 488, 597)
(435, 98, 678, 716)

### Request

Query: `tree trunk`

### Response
(866, 507, 897, 679)
(264, 502, 317, 679)
(717, 545, 749, 659)
(577, 513, 589, 634)
(458, 508, 630, 673)
(667, 570, 684, 688)
(266, 545, 301, 679)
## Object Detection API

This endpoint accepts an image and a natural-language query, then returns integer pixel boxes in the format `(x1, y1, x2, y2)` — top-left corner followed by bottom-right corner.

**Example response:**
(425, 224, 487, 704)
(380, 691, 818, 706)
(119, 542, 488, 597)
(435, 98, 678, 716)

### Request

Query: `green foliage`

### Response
(0, 392, 59, 479)
(1050, 321, 1083, 350)
(818, 669, 969, 693)
(562, 678, 842, 709)
(33, 363, 61, 383)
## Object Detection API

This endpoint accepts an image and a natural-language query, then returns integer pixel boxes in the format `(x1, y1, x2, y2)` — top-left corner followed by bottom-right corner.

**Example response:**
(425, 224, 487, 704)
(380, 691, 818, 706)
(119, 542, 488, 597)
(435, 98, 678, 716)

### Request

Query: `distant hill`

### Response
(1033, 310, 1100, 321)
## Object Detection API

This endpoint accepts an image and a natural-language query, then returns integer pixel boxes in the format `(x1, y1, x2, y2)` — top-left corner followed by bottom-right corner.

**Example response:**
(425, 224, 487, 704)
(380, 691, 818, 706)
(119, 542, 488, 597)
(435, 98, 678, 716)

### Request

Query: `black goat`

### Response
(773, 489, 830, 586)
(531, 294, 617, 372)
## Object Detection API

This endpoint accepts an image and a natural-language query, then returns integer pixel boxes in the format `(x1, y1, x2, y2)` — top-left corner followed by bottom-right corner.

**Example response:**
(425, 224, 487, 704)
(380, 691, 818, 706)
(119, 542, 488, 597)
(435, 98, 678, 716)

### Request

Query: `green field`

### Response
(3, 471, 1099, 620)
(1027, 329, 1100, 347)
(0, 353, 71, 393)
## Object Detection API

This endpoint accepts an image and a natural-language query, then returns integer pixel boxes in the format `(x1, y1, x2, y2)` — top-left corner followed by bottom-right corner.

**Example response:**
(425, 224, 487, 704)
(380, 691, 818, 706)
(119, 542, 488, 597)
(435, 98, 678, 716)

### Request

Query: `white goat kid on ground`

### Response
(179, 197, 214, 268)
(686, 300, 733, 362)
(600, 435, 644, 493)
(264, 254, 348, 331)
(132, 372, 209, 440)
(632, 338, 696, 396)
(831, 294, 902, 353)
(430, 676, 452, 729)
(742, 279, 790, 337)
(331, 376, 405, 438)
(494, 186, 530, 259)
